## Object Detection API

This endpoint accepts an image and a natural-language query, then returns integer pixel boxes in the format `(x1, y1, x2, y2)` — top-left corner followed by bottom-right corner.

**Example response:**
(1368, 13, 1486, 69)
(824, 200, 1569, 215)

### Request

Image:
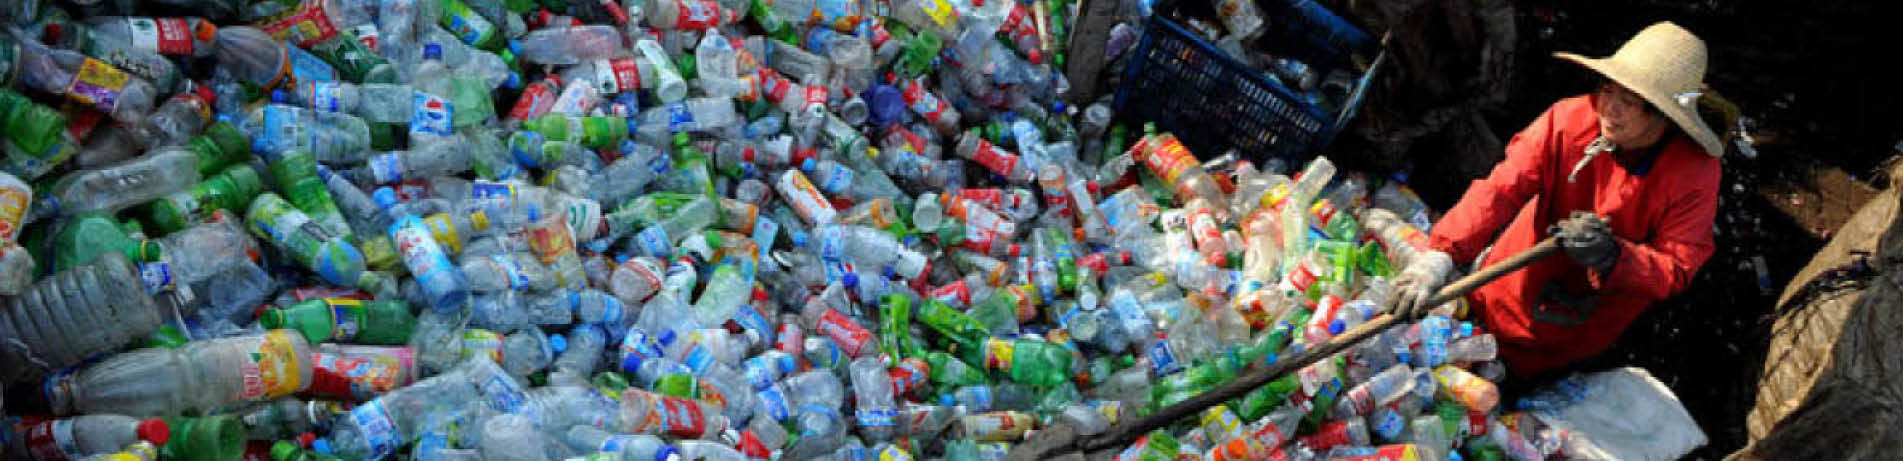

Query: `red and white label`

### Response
(969, 140, 1019, 176)
(818, 309, 875, 356)
(593, 58, 644, 93)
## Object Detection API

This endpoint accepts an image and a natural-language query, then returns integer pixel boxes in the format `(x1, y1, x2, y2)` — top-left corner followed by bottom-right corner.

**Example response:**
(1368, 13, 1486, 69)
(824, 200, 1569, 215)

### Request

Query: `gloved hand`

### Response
(1385, 250, 1455, 320)
(1551, 211, 1619, 273)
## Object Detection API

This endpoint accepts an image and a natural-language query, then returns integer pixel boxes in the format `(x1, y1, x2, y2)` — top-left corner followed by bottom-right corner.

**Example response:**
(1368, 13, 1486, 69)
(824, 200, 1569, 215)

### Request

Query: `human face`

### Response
(1594, 82, 1669, 150)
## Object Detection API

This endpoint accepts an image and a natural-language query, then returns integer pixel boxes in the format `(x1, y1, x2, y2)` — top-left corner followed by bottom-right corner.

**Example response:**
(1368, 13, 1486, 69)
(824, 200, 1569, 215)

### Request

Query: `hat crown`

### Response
(1609, 22, 1707, 95)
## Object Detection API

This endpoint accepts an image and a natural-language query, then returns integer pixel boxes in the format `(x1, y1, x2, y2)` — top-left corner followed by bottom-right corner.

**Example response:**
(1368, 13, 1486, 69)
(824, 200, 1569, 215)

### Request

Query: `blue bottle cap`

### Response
(371, 187, 398, 210)
(940, 394, 956, 406)
(1053, 101, 1067, 113)
(505, 72, 523, 90)
(842, 272, 859, 289)
(800, 158, 817, 173)
(618, 354, 644, 373)
(270, 89, 286, 104)
(311, 440, 332, 455)
(549, 334, 568, 354)
(653, 446, 679, 461)
(507, 40, 523, 58)
(1328, 320, 1345, 335)
(882, 266, 895, 279)
(424, 43, 443, 60)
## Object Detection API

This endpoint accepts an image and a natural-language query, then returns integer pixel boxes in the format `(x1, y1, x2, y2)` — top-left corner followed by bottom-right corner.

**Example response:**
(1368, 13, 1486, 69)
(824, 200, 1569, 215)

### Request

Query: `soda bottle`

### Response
(157, 416, 244, 461)
(213, 26, 295, 89)
(81, 16, 219, 58)
(0, 88, 72, 179)
(267, 148, 355, 239)
(976, 337, 1073, 387)
(145, 164, 265, 234)
(36, 17, 186, 94)
(50, 211, 161, 271)
(325, 370, 480, 460)
(262, 298, 418, 345)
(5, 414, 171, 459)
(246, 193, 367, 286)
(563, 426, 677, 460)
(12, 36, 160, 124)
(388, 215, 472, 313)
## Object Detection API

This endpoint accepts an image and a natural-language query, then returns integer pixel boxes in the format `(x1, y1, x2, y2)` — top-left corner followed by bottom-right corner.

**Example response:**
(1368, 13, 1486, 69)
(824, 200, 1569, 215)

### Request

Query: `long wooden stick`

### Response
(1010, 237, 1562, 459)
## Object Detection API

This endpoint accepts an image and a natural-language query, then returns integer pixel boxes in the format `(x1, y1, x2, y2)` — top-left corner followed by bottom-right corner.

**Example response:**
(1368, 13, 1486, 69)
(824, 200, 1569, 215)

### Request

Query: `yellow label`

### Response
(0, 186, 28, 242)
(248, 330, 307, 400)
(921, 0, 955, 27)
(66, 58, 131, 110)
(423, 213, 463, 253)
(982, 338, 1014, 371)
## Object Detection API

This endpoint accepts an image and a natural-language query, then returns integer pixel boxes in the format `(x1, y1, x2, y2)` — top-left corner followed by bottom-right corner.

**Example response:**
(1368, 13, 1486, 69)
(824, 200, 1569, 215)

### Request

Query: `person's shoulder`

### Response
(1658, 135, 1723, 186)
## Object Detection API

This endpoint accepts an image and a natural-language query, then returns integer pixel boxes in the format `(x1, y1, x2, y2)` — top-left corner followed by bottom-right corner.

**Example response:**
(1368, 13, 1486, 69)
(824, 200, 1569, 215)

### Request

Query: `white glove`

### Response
(1385, 250, 1455, 319)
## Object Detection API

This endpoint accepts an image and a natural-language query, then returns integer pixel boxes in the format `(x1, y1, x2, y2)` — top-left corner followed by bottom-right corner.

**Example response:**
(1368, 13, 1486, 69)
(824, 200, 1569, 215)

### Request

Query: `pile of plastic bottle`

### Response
(0, 0, 1575, 460)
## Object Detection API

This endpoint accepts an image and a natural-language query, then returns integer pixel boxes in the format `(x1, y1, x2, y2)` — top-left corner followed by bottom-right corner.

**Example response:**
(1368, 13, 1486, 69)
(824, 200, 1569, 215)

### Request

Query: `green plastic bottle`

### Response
(309, 32, 396, 84)
(246, 192, 365, 286)
(184, 122, 254, 176)
(923, 351, 985, 388)
(916, 298, 989, 350)
(260, 298, 417, 345)
(0, 88, 76, 179)
(146, 164, 266, 234)
(524, 113, 629, 148)
(655, 372, 700, 399)
(268, 149, 354, 240)
(880, 294, 924, 359)
(667, 133, 715, 196)
(161, 416, 244, 461)
(440, 0, 505, 51)
(52, 211, 161, 271)
(975, 337, 1073, 387)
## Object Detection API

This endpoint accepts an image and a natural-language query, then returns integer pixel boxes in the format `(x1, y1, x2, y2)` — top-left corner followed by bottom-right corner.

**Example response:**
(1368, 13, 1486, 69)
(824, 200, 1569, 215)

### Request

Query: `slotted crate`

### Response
(1113, 0, 1385, 163)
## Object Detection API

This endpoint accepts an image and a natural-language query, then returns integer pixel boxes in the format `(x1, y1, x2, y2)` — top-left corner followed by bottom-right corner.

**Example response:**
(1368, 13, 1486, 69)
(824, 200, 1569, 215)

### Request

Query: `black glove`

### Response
(1551, 211, 1619, 273)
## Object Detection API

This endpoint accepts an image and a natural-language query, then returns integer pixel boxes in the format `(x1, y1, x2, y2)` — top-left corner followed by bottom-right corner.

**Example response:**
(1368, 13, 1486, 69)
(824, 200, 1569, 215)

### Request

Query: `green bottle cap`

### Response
(269, 440, 301, 461)
(136, 240, 163, 262)
(258, 308, 287, 330)
(162, 416, 243, 461)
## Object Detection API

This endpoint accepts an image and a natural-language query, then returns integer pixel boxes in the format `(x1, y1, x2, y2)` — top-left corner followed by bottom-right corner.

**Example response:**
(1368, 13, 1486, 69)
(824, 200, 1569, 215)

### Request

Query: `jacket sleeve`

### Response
(1591, 163, 1720, 300)
(1429, 105, 1559, 265)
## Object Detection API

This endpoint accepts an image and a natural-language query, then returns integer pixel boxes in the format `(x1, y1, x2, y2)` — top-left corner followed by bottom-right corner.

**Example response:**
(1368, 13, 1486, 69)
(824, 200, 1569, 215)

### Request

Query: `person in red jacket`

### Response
(1384, 22, 1725, 376)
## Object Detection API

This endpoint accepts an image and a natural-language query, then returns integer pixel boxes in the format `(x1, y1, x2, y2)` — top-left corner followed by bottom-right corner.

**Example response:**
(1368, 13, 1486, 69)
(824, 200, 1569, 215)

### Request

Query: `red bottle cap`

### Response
(137, 419, 171, 446)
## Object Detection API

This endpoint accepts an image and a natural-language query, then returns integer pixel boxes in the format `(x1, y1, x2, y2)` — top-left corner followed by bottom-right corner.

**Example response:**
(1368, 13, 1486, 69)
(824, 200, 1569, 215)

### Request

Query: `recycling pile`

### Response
(0, 0, 1584, 460)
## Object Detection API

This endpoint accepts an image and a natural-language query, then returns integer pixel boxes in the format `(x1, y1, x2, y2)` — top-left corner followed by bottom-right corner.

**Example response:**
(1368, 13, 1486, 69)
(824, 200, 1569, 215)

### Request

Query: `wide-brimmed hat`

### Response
(1555, 21, 1723, 156)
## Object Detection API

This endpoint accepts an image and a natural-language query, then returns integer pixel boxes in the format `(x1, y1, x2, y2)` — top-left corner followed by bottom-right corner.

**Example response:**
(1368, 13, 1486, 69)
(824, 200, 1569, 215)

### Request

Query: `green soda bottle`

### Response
(524, 113, 629, 148)
(655, 372, 700, 398)
(246, 192, 365, 286)
(667, 133, 714, 196)
(441, 0, 505, 50)
(924, 351, 985, 388)
(309, 32, 396, 84)
(268, 149, 354, 240)
(976, 337, 1073, 387)
(161, 416, 244, 461)
(1235, 374, 1299, 420)
(969, 285, 1036, 335)
(916, 298, 988, 349)
(52, 211, 161, 271)
(146, 164, 265, 234)
(880, 294, 924, 359)
(0, 88, 76, 179)
(260, 298, 417, 345)
(750, 0, 797, 43)
(182, 122, 253, 176)
(1046, 227, 1079, 293)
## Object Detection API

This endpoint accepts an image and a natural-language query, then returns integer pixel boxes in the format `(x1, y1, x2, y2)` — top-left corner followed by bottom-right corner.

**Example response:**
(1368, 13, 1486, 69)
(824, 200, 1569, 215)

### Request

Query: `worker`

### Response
(1384, 22, 1725, 376)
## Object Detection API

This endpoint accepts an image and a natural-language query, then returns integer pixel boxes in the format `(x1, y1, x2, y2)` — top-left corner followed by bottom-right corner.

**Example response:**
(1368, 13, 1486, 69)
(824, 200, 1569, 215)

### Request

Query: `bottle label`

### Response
(476, 370, 528, 414)
(775, 170, 836, 225)
(666, 101, 695, 132)
(818, 309, 874, 356)
(368, 152, 405, 185)
(676, 0, 721, 29)
(309, 81, 345, 113)
(463, 329, 504, 363)
(969, 140, 1019, 177)
(261, 2, 341, 47)
(636, 225, 672, 258)
(920, 0, 955, 27)
(393, 220, 452, 280)
(509, 81, 558, 121)
(1143, 138, 1195, 184)
(410, 92, 454, 138)
(354, 24, 381, 51)
(756, 384, 791, 421)
(311, 352, 403, 399)
(327, 298, 364, 341)
(444, 2, 497, 45)
(347, 401, 399, 458)
(65, 58, 128, 112)
(0, 186, 28, 244)
(761, 73, 793, 104)
(594, 58, 644, 93)
(658, 395, 708, 438)
(857, 408, 897, 429)
(239, 330, 306, 401)
(982, 338, 1015, 371)
(20, 418, 80, 460)
(422, 212, 468, 253)
(816, 163, 854, 195)
(490, 255, 531, 289)
(1147, 339, 1181, 375)
(803, 85, 829, 108)
(965, 385, 993, 409)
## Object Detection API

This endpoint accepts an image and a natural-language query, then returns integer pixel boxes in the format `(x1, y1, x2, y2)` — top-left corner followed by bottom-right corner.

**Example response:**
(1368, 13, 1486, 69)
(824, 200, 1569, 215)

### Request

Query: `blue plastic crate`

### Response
(1113, 0, 1384, 164)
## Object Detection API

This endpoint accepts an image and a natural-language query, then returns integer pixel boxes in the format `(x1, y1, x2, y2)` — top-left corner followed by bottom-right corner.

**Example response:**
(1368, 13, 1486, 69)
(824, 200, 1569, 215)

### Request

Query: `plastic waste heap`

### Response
(0, 2, 1571, 461)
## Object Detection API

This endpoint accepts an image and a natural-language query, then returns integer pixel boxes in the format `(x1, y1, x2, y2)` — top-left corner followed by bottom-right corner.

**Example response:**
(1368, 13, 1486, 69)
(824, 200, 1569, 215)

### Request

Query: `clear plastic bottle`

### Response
(11, 39, 159, 124)
(351, 137, 473, 186)
(563, 426, 677, 460)
(212, 26, 293, 88)
(513, 25, 625, 65)
(246, 193, 367, 286)
(5, 414, 171, 459)
(32, 149, 200, 222)
(45, 330, 313, 417)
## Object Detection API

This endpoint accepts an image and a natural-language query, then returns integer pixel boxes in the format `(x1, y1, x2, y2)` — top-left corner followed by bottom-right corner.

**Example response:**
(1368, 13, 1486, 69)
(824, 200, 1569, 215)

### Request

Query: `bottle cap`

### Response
(270, 441, 300, 461)
(297, 432, 317, 448)
(270, 89, 286, 104)
(753, 287, 770, 302)
(1028, 49, 1043, 65)
(258, 309, 285, 329)
(655, 446, 681, 461)
(549, 333, 568, 355)
(505, 72, 523, 90)
(507, 40, 522, 58)
(842, 272, 859, 288)
(424, 43, 443, 60)
(311, 439, 332, 455)
(137, 419, 171, 445)
(800, 158, 817, 173)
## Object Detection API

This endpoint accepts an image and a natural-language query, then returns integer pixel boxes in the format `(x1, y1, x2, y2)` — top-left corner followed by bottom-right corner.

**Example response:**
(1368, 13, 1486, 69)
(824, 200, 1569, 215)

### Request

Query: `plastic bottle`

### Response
(0, 253, 161, 383)
(563, 426, 678, 460)
(514, 25, 625, 65)
(5, 414, 171, 459)
(246, 193, 367, 286)
(11, 39, 159, 124)
(45, 330, 314, 417)
(262, 298, 418, 345)
(30, 149, 200, 224)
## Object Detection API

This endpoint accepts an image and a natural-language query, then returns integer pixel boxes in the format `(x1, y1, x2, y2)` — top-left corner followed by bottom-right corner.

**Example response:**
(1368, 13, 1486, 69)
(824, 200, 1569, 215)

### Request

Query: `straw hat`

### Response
(1555, 21, 1723, 156)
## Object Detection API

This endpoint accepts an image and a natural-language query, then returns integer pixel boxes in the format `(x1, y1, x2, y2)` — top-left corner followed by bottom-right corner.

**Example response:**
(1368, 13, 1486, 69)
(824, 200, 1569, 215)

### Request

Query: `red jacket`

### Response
(1428, 95, 1720, 375)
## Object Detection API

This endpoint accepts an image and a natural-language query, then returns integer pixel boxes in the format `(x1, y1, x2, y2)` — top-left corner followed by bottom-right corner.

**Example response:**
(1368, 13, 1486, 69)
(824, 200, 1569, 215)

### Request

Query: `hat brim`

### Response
(1555, 52, 1725, 157)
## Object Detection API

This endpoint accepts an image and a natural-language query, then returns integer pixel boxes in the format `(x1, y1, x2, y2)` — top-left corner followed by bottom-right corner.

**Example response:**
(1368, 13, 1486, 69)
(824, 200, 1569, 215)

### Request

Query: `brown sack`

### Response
(1732, 165, 1903, 459)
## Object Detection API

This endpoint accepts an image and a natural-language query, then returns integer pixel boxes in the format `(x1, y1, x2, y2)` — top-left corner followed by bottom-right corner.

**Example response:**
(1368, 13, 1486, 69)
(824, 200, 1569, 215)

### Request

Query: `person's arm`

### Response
(1590, 164, 1720, 300)
(1429, 105, 1560, 265)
